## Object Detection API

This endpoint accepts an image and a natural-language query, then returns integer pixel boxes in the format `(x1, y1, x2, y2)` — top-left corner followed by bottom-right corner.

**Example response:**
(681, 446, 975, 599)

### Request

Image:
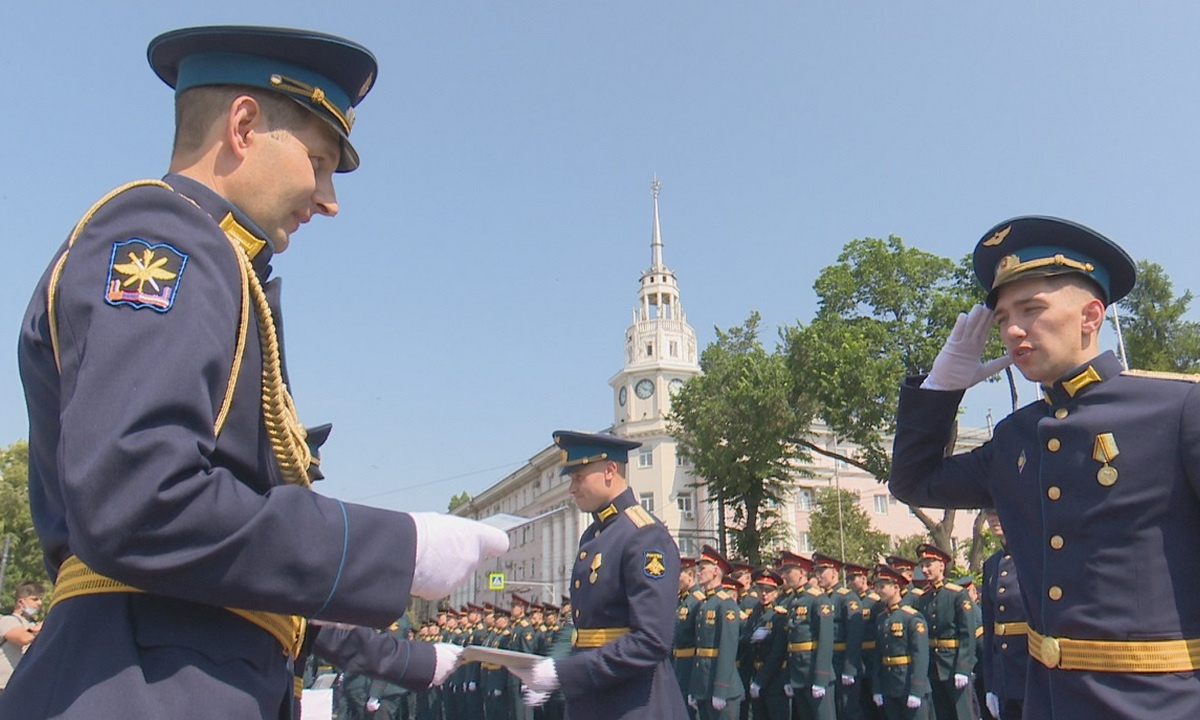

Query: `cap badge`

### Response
(983, 225, 1012, 247)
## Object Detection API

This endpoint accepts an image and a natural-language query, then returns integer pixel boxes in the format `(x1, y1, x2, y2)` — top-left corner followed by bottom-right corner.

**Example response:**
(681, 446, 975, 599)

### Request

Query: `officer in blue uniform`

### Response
(6, 25, 508, 719)
(890, 215, 1200, 719)
(980, 511, 1027, 720)
(512, 431, 687, 720)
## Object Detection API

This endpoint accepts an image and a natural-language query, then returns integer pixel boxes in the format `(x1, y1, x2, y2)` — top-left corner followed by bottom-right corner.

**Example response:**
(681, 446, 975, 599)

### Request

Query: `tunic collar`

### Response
(591, 486, 637, 527)
(1041, 351, 1123, 406)
(163, 173, 276, 277)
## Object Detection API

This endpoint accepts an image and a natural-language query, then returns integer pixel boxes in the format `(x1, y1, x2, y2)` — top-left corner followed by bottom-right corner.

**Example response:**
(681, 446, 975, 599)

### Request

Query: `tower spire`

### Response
(651, 177, 664, 270)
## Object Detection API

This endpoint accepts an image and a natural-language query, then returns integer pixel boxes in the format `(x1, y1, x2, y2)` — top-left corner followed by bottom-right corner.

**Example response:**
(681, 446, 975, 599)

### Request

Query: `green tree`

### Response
(782, 238, 996, 562)
(807, 488, 890, 568)
(1113, 260, 1200, 372)
(447, 490, 472, 513)
(669, 313, 812, 565)
(0, 440, 50, 609)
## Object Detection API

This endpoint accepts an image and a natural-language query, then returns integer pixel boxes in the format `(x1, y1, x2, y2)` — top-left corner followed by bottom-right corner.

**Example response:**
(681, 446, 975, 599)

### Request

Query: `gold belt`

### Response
(1028, 627, 1200, 673)
(930, 639, 960, 648)
(674, 648, 696, 658)
(832, 642, 847, 651)
(975, 626, 984, 638)
(882, 656, 911, 666)
(51, 555, 306, 658)
(994, 621, 1030, 637)
(573, 627, 630, 648)
(696, 648, 719, 658)
(481, 662, 502, 670)
(788, 641, 816, 652)
(861, 641, 876, 650)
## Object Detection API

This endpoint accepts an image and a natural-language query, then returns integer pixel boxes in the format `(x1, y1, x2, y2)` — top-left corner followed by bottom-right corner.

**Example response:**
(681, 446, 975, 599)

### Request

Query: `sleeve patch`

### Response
(644, 550, 667, 578)
(105, 238, 189, 313)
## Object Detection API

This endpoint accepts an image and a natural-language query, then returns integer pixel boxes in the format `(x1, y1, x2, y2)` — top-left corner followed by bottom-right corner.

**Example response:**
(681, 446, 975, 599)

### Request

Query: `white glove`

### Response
(366, 697, 381, 712)
(508, 656, 560, 692)
(783, 685, 794, 698)
(954, 673, 969, 690)
(430, 643, 463, 686)
(750, 626, 770, 643)
(712, 697, 727, 711)
(841, 674, 855, 686)
(749, 682, 761, 698)
(409, 513, 509, 599)
(811, 685, 825, 699)
(922, 305, 1012, 391)
(491, 689, 502, 698)
(986, 692, 1000, 718)
(688, 694, 698, 709)
(873, 693, 884, 707)
(467, 681, 477, 692)
(523, 687, 551, 707)
(907, 695, 922, 709)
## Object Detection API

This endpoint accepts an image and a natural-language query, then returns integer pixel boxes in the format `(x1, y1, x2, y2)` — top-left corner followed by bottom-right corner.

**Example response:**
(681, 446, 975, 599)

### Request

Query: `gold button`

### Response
(1047, 438, 1061, 452)
(1001, 570, 1008, 577)
(574, 580, 581, 589)
(1001, 642, 1009, 650)
(998, 604, 1005, 612)
(1048, 486, 1061, 500)
(1048, 586, 1063, 601)
(579, 551, 587, 559)
(1055, 408, 1068, 420)
(998, 587, 1006, 594)
(1050, 535, 1064, 550)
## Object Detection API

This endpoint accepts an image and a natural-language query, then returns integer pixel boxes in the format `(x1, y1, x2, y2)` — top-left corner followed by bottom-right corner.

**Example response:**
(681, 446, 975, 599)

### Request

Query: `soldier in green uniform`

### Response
(813, 554, 866, 720)
(914, 545, 976, 720)
(870, 565, 930, 720)
(747, 568, 790, 720)
(730, 562, 759, 720)
(691, 546, 745, 720)
(846, 563, 885, 720)
(778, 551, 835, 720)
(676, 557, 705, 719)
(884, 557, 923, 609)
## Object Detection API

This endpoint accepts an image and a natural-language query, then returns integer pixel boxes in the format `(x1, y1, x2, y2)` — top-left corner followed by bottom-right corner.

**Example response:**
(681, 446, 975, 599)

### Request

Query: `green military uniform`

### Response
(747, 569, 789, 720)
(676, 583, 707, 717)
(786, 584, 836, 720)
(913, 547, 976, 720)
(873, 602, 931, 720)
(692, 587, 744, 720)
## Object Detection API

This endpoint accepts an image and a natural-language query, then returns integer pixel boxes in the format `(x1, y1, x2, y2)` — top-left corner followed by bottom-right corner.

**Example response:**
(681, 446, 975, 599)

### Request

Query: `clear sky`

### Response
(5, 2, 1199, 514)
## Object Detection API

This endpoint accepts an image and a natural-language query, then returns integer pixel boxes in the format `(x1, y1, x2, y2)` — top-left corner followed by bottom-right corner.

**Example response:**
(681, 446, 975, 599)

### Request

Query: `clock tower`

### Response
(610, 179, 700, 432)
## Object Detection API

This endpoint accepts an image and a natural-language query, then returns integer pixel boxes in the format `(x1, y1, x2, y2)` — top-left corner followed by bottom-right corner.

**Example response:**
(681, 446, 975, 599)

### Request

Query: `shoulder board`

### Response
(740, 609, 752, 620)
(867, 592, 881, 601)
(692, 590, 707, 601)
(806, 587, 822, 596)
(624, 505, 656, 529)
(901, 606, 918, 615)
(836, 587, 850, 595)
(1123, 368, 1200, 383)
(716, 590, 731, 600)
(775, 605, 789, 615)
(944, 583, 963, 592)
(910, 588, 925, 596)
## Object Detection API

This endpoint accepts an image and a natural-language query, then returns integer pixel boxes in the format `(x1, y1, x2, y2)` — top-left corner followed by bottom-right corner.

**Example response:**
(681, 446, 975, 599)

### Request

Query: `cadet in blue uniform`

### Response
(911, 545, 975, 720)
(513, 431, 687, 720)
(979, 511, 1027, 720)
(889, 215, 1200, 720)
(7, 25, 509, 719)
(869, 565, 930, 720)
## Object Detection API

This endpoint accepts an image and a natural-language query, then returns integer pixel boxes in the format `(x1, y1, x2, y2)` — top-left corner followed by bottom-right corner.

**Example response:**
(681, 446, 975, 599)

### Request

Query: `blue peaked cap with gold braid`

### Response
(553, 430, 641, 476)
(148, 25, 377, 172)
(973, 216, 1136, 309)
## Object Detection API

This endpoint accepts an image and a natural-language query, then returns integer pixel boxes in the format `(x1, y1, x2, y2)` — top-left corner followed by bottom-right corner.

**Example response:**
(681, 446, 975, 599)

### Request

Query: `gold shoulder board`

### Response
(624, 505, 655, 529)
(944, 583, 963, 592)
(901, 606, 918, 615)
(1123, 368, 1200, 383)
(837, 588, 850, 595)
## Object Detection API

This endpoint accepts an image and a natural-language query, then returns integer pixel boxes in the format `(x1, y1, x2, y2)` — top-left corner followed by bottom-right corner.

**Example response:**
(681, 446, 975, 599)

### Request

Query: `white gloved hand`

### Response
(467, 681, 477, 692)
(783, 685, 794, 698)
(922, 305, 1012, 391)
(873, 693, 884, 707)
(749, 682, 761, 698)
(712, 697, 727, 711)
(907, 695, 922, 709)
(841, 674, 855, 686)
(509, 656, 560, 692)
(750, 626, 770, 643)
(491, 689, 502, 698)
(811, 685, 825, 699)
(986, 691, 1000, 718)
(523, 687, 551, 707)
(954, 673, 970, 690)
(430, 643, 463, 686)
(409, 513, 510, 599)
(366, 697, 381, 712)
(688, 694, 698, 709)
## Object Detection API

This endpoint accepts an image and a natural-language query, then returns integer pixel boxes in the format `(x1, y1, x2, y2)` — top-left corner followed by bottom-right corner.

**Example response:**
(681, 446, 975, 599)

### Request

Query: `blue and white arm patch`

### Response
(104, 238, 189, 313)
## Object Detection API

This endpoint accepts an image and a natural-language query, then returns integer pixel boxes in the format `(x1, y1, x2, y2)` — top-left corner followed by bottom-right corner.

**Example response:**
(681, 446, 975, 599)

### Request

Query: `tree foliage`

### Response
(1114, 260, 1200, 373)
(447, 491, 472, 513)
(0, 440, 50, 609)
(668, 313, 812, 565)
(807, 488, 889, 568)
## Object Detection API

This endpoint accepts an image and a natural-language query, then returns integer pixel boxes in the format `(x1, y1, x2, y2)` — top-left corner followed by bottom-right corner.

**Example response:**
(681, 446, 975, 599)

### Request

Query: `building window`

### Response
(677, 454, 686, 466)
(798, 532, 813, 553)
(677, 492, 694, 516)
(873, 494, 889, 515)
(640, 493, 655, 513)
(639, 448, 654, 468)
(669, 341, 678, 357)
(796, 489, 813, 511)
(646, 343, 654, 358)
(678, 536, 698, 557)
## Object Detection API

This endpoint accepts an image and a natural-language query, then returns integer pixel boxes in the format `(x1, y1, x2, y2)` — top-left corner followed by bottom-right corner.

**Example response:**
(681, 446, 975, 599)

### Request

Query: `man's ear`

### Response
(1080, 296, 1106, 336)
(226, 94, 265, 162)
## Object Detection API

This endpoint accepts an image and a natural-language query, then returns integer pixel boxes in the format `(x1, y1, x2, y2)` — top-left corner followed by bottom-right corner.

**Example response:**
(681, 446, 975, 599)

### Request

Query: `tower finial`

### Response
(651, 177, 663, 270)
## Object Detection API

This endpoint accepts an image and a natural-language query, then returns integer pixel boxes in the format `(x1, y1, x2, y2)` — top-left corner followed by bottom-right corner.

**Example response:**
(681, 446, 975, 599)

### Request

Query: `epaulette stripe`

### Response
(625, 505, 654, 529)
(775, 606, 788, 615)
(901, 606, 918, 615)
(944, 583, 963, 592)
(1123, 368, 1200, 383)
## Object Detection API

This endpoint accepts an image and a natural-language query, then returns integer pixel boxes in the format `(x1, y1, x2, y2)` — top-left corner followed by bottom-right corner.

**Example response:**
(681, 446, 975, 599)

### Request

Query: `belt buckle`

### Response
(1040, 635, 1062, 668)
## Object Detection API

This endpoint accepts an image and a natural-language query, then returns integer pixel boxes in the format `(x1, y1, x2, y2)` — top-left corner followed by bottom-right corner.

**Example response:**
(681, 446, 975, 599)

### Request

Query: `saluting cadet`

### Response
(846, 563, 886, 720)
(690, 546, 745, 720)
(7, 23, 511, 720)
(677, 557, 707, 718)
(913, 545, 977, 720)
(512, 431, 687, 719)
(885, 557, 924, 609)
(778, 551, 835, 720)
(870, 565, 931, 720)
(889, 215, 1200, 720)
(980, 511, 1027, 720)
(748, 568, 791, 720)
(813, 554, 866, 720)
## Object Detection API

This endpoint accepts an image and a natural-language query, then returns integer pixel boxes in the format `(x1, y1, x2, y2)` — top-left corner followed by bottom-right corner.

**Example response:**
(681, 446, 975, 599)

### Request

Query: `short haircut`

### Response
(14, 582, 44, 602)
(173, 85, 315, 156)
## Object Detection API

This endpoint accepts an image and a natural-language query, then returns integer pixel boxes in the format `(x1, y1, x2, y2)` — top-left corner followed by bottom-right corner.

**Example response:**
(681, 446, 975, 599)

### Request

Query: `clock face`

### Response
(635, 379, 655, 399)
(669, 378, 685, 394)
(618, 386, 628, 406)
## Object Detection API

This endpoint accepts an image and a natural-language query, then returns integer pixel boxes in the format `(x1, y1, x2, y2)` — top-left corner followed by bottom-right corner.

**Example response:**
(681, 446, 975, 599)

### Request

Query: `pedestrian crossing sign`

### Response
(488, 572, 506, 591)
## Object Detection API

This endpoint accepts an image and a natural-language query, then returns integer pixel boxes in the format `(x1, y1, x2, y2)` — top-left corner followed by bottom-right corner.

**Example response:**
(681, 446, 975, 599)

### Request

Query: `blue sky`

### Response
(4, 2, 1199, 513)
